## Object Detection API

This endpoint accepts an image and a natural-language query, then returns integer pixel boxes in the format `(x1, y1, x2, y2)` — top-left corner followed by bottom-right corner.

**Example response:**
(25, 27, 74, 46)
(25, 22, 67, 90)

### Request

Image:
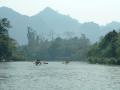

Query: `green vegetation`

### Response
(19, 27, 90, 61)
(1, 18, 120, 65)
(0, 18, 22, 61)
(88, 30, 120, 65)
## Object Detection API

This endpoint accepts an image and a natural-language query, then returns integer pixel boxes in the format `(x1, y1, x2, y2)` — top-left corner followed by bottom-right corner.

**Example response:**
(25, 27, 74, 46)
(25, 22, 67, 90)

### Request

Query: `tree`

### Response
(0, 18, 16, 61)
(88, 30, 120, 64)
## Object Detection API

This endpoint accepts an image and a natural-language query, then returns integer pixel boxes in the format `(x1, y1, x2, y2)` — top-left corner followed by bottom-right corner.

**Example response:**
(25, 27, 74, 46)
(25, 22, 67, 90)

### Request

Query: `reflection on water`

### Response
(0, 62, 120, 90)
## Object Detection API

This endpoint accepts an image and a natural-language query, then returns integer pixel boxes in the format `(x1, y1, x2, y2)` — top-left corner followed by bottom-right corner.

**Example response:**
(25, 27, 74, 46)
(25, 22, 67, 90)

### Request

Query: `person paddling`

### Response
(35, 59, 41, 66)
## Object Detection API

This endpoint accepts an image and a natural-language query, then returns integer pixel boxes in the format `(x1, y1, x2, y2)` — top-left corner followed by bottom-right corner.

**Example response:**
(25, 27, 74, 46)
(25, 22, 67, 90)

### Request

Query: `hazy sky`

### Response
(0, 0, 120, 25)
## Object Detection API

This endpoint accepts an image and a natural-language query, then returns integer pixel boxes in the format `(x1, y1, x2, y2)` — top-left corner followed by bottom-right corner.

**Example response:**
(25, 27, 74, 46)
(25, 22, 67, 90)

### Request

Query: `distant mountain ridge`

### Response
(0, 6, 120, 44)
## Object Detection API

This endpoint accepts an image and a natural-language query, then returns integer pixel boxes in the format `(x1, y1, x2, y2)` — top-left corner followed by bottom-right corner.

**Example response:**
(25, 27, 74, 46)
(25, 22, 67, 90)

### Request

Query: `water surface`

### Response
(0, 62, 120, 90)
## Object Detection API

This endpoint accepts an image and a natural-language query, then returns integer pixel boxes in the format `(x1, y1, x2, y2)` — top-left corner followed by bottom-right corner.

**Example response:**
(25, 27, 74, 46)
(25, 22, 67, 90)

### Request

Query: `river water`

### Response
(0, 62, 120, 90)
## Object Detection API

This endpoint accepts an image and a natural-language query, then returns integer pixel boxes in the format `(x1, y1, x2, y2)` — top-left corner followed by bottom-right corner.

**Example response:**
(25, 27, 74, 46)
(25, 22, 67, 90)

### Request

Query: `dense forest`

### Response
(1, 18, 120, 65)
(0, 18, 18, 61)
(88, 30, 120, 65)
(0, 18, 90, 61)
(19, 27, 90, 61)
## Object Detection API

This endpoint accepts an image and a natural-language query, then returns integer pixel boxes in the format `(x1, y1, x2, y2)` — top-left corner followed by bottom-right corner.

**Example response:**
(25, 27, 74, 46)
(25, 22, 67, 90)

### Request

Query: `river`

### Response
(0, 62, 120, 90)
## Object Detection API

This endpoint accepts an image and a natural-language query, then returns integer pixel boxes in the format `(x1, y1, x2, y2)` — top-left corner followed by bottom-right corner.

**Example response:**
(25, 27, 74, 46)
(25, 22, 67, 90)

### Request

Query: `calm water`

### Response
(0, 62, 120, 90)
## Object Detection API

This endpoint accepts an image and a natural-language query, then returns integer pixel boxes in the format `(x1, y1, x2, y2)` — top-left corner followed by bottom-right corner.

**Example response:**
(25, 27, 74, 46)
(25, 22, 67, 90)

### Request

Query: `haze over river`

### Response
(0, 62, 120, 90)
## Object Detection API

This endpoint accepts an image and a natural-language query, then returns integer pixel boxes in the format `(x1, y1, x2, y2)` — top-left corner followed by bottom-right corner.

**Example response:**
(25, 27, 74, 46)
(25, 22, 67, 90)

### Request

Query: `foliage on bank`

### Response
(0, 18, 23, 61)
(19, 27, 90, 61)
(88, 30, 120, 65)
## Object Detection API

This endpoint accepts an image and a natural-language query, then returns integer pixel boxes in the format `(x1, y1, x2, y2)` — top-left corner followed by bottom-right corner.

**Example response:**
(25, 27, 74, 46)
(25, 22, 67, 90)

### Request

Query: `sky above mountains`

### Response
(0, 0, 120, 25)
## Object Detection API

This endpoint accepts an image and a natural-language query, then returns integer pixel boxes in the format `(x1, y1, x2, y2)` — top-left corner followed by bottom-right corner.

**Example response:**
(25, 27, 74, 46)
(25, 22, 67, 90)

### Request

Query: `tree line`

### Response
(1, 18, 120, 65)
(88, 30, 120, 65)
(0, 18, 90, 62)
(19, 27, 90, 61)
(0, 18, 18, 61)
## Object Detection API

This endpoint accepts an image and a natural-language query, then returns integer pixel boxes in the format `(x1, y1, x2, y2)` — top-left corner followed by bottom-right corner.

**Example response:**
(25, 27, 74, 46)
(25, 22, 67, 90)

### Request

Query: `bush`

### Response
(88, 57, 120, 65)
